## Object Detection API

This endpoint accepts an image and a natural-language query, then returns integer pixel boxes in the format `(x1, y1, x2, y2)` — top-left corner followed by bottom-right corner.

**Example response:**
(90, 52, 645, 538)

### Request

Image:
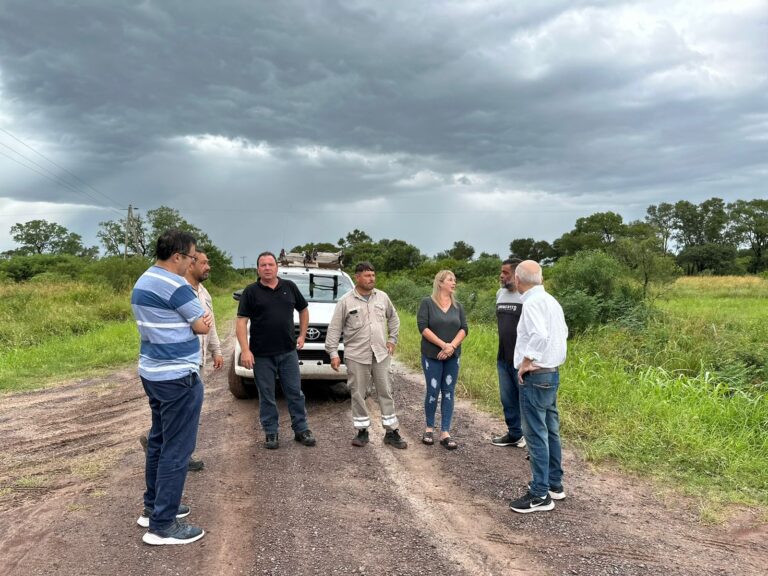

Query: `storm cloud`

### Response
(1, 0, 766, 260)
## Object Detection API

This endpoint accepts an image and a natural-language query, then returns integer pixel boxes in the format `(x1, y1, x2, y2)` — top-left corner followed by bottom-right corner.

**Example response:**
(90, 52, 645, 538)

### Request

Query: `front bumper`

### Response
(233, 347, 348, 381)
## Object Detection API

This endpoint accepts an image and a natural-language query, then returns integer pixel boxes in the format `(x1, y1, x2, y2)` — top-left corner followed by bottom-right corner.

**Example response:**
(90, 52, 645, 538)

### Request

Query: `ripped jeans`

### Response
(422, 354, 460, 432)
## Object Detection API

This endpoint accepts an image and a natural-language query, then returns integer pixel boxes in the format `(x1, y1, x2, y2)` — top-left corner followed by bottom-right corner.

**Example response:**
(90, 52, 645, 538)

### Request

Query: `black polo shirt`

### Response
(237, 278, 308, 357)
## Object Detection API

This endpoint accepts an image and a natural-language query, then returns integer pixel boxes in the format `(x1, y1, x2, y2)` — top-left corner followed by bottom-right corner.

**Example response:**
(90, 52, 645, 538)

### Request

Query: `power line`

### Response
(0, 127, 125, 213)
(0, 147, 125, 218)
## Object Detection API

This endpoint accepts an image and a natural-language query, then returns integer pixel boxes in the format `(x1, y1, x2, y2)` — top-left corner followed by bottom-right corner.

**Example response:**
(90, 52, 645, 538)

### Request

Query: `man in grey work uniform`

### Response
(325, 262, 407, 449)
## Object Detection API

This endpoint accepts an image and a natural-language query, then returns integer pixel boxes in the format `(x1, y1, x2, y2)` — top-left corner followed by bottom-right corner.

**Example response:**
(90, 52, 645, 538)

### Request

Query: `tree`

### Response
(645, 202, 675, 253)
(672, 200, 704, 249)
(575, 211, 626, 244)
(509, 238, 554, 262)
(699, 197, 729, 244)
(97, 213, 148, 257)
(436, 240, 475, 261)
(676, 243, 739, 275)
(378, 238, 423, 271)
(552, 212, 626, 257)
(99, 205, 234, 282)
(290, 242, 340, 254)
(338, 229, 373, 248)
(10, 219, 96, 257)
(615, 237, 680, 297)
(728, 199, 768, 273)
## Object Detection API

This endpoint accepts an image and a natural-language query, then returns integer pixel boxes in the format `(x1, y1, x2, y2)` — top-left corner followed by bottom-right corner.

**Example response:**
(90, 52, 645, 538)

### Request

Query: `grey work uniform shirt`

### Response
(325, 288, 400, 364)
(194, 282, 221, 368)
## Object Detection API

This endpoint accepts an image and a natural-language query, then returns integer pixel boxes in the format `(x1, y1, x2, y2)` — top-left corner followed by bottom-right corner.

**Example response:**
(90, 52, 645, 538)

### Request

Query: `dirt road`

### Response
(0, 327, 765, 576)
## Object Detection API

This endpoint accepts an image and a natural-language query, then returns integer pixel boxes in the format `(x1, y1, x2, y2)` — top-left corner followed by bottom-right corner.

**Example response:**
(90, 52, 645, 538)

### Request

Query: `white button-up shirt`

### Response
(514, 285, 568, 370)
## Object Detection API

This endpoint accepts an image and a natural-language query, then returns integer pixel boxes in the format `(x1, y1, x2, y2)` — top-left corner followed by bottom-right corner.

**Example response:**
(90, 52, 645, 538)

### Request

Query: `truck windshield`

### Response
(288, 273, 353, 303)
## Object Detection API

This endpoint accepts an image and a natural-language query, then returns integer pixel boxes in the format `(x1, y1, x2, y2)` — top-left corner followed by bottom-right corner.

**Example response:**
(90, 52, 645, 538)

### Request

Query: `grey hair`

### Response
(515, 261, 543, 285)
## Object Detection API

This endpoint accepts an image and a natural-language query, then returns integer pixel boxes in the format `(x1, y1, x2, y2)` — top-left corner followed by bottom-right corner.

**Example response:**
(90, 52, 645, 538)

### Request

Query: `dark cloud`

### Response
(0, 1, 766, 257)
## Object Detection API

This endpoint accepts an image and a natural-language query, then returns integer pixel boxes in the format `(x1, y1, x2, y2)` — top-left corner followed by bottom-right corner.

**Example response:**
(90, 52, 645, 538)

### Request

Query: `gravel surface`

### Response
(0, 327, 765, 575)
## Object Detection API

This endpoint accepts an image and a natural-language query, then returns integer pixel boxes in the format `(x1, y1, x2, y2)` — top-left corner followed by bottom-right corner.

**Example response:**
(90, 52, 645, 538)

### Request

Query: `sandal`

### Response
(422, 431, 434, 445)
(439, 437, 458, 450)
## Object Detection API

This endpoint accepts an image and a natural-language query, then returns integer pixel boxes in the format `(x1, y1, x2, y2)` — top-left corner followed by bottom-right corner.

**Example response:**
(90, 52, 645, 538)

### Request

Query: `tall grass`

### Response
(0, 279, 241, 394)
(395, 276, 768, 509)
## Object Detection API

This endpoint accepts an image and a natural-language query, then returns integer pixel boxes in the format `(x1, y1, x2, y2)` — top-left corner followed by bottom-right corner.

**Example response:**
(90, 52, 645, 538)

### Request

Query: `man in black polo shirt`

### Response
(235, 251, 316, 449)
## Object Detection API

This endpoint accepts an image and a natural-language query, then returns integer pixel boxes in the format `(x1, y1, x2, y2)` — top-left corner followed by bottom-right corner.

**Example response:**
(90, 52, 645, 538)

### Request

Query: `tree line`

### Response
(510, 198, 767, 275)
(2, 197, 766, 285)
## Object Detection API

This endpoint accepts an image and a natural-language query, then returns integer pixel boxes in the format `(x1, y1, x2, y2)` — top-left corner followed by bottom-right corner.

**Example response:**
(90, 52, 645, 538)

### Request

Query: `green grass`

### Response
(3, 276, 766, 512)
(0, 321, 139, 392)
(0, 279, 240, 394)
(395, 276, 768, 511)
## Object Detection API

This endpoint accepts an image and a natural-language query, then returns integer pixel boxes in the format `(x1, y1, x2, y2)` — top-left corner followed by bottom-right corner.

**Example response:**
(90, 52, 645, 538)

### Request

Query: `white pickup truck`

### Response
(228, 258, 354, 398)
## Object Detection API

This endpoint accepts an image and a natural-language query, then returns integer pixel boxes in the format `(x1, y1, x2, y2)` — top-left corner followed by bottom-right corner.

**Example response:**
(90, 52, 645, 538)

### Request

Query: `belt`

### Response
(528, 367, 558, 375)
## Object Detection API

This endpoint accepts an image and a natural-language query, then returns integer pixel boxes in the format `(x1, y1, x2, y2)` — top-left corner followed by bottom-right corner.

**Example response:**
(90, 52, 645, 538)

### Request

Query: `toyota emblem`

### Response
(306, 328, 321, 341)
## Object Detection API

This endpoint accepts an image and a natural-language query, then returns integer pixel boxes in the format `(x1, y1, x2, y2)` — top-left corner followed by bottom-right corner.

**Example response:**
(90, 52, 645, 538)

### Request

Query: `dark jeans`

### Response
(141, 372, 203, 530)
(422, 354, 459, 431)
(497, 360, 523, 439)
(252, 350, 309, 434)
(519, 371, 563, 497)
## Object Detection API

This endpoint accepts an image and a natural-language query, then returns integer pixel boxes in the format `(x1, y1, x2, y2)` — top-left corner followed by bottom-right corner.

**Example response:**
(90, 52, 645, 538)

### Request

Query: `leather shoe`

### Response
(294, 429, 316, 447)
(265, 433, 279, 450)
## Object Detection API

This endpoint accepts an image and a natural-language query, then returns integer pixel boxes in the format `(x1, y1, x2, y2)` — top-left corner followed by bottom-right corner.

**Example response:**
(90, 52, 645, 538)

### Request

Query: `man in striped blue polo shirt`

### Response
(131, 229, 212, 545)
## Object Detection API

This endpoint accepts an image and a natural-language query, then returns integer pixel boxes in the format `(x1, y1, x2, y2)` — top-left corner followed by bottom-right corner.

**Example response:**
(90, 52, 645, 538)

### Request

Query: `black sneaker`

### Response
(142, 519, 205, 545)
(294, 429, 316, 447)
(509, 491, 554, 514)
(491, 432, 526, 448)
(188, 456, 205, 471)
(137, 504, 190, 528)
(548, 485, 566, 500)
(527, 482, 567, 501)
(265, 433, 279, 450)
(351, 429, 369, 447)
(383, 429, 408, 449)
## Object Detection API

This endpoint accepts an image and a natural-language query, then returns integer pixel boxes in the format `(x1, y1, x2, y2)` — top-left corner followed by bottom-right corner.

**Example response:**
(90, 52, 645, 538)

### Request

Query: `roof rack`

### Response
(278, 248, 344, 270)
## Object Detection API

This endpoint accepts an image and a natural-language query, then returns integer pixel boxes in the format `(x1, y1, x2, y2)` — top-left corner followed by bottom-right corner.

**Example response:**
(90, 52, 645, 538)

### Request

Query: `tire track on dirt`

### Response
(0, 328, 766, 576)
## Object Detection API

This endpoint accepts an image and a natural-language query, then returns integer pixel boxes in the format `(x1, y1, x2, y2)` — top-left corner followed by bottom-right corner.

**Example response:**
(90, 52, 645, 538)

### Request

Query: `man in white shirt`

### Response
(509, 260, 569, 514)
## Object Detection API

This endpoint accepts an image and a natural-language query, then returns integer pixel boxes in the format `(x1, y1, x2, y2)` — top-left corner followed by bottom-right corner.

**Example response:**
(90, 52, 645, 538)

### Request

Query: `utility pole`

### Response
(124, 205, 137, 259)
(241, 256, 246, 271)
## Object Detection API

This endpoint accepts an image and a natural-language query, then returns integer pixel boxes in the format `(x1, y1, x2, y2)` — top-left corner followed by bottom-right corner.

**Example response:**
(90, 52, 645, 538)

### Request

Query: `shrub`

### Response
(82, 256, 151, 292)
(0, 254, 83, 282)
(555, 289, 601, 333)
(548, 250, 645, 331)
(380, 275, 428, 314)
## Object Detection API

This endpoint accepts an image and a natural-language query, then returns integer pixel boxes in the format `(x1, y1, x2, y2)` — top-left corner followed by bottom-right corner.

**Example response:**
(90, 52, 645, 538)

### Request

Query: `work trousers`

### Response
(347, 356, 398, 430)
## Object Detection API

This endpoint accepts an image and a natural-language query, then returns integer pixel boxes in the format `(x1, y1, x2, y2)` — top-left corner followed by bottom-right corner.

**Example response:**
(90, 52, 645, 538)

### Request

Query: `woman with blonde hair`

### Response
(416, 270, 468, 449)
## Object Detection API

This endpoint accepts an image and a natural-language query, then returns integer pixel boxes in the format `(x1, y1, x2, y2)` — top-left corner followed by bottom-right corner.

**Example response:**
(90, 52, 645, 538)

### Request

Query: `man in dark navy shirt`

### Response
(491, 258, 527, 448)
(236, 251, 316, 449)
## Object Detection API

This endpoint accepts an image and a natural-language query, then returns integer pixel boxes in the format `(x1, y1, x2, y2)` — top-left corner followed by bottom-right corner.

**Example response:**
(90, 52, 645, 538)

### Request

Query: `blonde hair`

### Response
(431, 270, 457, 308)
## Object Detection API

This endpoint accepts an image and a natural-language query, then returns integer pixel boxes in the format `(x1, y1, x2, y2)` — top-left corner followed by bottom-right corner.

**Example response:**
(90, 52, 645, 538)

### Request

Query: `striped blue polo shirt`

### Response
(131, 265, 205, 381)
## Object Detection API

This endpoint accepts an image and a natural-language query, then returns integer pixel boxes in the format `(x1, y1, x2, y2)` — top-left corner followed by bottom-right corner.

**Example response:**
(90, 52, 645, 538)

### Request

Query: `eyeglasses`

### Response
(178, 252, 198, 262)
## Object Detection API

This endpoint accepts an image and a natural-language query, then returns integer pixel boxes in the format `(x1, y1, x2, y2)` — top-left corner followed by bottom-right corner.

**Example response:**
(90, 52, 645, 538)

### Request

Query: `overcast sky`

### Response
(1, 0, 766, 262)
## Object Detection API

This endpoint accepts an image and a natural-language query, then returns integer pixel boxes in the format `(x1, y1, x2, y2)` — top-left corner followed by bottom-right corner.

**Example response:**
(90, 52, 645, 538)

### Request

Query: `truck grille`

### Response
(295, 325, 342, 344)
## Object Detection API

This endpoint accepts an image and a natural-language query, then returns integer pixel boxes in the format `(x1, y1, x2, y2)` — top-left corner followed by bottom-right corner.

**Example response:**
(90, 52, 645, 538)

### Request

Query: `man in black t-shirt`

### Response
(491, 258, 527, 448)
(235, 251, 316, 450)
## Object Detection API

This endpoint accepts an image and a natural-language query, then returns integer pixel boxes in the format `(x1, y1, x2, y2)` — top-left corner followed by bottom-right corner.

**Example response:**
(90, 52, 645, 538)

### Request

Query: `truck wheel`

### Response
(228, 358, 258, 399)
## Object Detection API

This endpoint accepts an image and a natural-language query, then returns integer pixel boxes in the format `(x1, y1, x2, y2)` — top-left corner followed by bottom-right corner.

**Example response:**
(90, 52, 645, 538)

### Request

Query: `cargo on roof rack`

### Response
(278, 248, 344, 269)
